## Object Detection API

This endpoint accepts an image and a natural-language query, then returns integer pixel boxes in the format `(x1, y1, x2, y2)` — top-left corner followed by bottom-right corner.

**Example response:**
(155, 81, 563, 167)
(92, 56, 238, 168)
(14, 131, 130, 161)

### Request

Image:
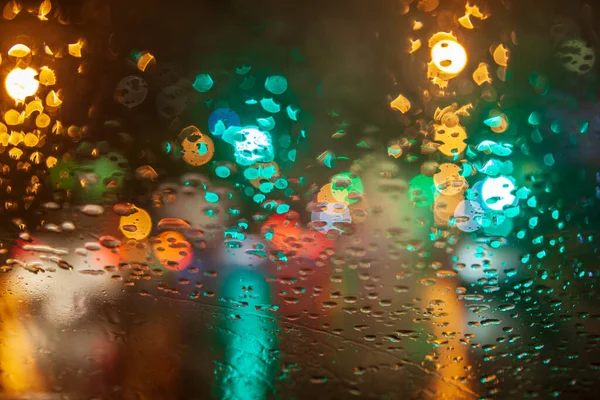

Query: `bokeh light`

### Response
(5, 67, 39, 102)
(480, 176, 517, 211)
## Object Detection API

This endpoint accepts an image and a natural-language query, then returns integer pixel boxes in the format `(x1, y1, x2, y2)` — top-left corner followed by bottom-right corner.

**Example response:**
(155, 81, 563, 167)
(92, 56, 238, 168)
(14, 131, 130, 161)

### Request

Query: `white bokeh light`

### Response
(5, 67, 39, 102)
(481, 176, 517, 211)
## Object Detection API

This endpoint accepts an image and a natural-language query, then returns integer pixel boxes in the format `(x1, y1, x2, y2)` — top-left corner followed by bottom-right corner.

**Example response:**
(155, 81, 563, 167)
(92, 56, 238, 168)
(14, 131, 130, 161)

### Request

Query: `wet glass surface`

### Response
(2, 0, 600, 398)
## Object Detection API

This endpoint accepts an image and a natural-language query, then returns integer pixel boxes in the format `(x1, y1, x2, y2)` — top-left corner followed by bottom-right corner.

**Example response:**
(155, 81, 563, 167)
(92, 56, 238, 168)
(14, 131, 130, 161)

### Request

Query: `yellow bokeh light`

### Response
(38, 0, 52, 21)
(5, 109, 24, 126)
(46, 90, 62, 108)
(431, 40, 467, 75)
(137, 52, 156, 72)
(317, 183, 350, 206)
(7, 44, 31, 58)
(472, 62, 492, 86)
(434, 122, 468, 157)
(458, 3, 488, 30)
(434, 163, 468, 196)
(52, 120, 64, 135)
(2, 0, 21, 20)
(46, 156, 57, 168)
(35, 113, 51, 129)
(68, 41, 83, 58)
(492, 44, 509, 67)
(119, 206, 153, 241)
(409, 38, 422, 54)
(23, 133, 39, 147)
(39, 67, 56, 86)
(8, 131, 23, 145)
(458, 14, 474, 29)
(180, 126, 215, 167)
(30, 151, 43, 164)
(25, 99, 44, 117)
(466, 3, 486, 19)
(390, 94, 411, 113)
(5, 68, 39, 102)
(8, 147, 23, 160)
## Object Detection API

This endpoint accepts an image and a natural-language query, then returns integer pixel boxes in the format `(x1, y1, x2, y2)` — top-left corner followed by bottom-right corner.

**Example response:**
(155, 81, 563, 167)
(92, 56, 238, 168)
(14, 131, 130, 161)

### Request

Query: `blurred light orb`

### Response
(119, 206, 152, 240)
(264, 75, 288, 95)
(311, 202, 352, 233)
(208, 108, 240, 134)
(433, 163, 468, 196)
(234, 127, 274, 166)
(219, 234, 268, 267)
(152, 231, 193, 271)
(431, 40, 467, 75)
(317, 182, 350, 205)
(481, 176, 517, 211)
(454, 200, 484, 232)
(180, 127, 215, 167)
(5, 67, 39, 102)
(115, 75, 148, 108)
(246, 161, 280, 189)
(262, 212, 333, 260)
(556, 38, 595, 75)
(434, 122, 468, 157)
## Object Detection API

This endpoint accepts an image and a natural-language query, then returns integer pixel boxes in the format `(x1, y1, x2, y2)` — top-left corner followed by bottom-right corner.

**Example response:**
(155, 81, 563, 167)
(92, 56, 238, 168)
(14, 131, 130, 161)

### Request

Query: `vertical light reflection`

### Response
(421, 274, 472, 399)
(0, 284, 45, 395)
(216, 269, 279, 400)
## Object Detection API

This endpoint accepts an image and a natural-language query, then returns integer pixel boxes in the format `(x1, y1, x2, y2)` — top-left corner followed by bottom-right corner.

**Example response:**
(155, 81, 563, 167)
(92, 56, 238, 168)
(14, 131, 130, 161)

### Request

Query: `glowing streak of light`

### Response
(217, 269, 278, 400)
(421, 276, 471, 398)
